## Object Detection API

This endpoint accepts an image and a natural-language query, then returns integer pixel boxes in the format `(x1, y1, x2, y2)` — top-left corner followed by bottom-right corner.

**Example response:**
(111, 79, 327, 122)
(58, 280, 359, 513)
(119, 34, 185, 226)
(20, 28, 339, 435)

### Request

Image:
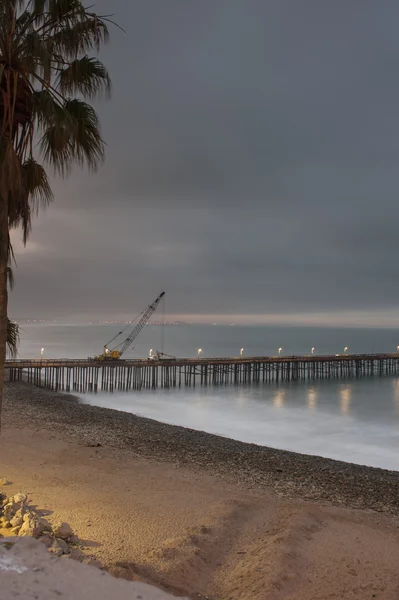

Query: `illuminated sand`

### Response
(2, 382, 399, 599)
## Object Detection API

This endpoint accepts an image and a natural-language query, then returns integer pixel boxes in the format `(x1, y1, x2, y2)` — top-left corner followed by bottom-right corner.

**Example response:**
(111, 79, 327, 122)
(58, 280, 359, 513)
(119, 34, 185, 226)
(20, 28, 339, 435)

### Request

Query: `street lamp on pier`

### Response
(311, 347, 315, 355)
(197, 348, 202, 358)
(40, 347, 44, 359)
(278, 347, 283, 356)
(344, 347, 348, 354)
(240, 348, 244, 357)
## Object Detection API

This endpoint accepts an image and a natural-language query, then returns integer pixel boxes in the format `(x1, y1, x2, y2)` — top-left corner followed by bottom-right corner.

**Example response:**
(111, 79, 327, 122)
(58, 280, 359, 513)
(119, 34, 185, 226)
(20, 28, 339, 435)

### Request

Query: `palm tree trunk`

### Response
(0, 192, 8, 434)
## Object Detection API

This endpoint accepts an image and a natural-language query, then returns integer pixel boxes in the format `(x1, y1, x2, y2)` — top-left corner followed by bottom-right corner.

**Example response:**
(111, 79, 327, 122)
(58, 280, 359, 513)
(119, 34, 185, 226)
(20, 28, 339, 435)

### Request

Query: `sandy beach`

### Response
(1, 382, 399, 599)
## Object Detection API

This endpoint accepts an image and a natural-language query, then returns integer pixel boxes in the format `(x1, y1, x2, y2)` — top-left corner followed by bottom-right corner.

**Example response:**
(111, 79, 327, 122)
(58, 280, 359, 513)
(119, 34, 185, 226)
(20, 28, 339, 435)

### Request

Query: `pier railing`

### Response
(5, 353, 399, 393)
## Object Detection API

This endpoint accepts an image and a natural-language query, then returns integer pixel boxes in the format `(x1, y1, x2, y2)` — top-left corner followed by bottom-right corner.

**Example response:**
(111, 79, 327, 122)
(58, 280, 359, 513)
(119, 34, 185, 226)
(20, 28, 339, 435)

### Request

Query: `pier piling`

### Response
(5, 354, 399, 394)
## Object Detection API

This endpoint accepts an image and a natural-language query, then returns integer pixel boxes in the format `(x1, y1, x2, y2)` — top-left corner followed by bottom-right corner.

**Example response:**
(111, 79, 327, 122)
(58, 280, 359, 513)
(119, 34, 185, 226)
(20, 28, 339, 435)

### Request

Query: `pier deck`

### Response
(5, 353, 399, 393)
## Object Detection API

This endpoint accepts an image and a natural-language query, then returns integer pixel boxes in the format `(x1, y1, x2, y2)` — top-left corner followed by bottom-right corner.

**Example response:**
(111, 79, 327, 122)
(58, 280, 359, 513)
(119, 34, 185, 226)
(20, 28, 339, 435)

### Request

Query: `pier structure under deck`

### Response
(5, 353, 399, 393)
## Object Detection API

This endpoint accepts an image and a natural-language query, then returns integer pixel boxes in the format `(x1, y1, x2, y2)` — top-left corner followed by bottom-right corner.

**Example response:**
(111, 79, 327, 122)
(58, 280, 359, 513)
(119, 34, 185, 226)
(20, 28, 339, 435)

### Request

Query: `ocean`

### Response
(15, 322, 399, 471)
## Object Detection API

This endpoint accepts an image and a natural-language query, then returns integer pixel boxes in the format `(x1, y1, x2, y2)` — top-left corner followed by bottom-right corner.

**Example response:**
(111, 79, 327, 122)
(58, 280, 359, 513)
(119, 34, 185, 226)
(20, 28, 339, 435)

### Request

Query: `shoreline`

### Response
(3, 381, 399, 599)
(3, 381, 399, 515)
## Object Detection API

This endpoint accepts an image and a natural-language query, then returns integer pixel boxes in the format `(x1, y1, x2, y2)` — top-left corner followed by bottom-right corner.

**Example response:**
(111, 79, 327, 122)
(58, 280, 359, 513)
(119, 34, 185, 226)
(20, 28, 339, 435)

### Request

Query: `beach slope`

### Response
(1, 382, 399, 599)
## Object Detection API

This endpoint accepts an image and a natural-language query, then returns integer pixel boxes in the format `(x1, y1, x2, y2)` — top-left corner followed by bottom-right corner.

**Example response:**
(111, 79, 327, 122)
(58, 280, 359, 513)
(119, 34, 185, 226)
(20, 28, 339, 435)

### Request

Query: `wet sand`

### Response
(1, 382, 399, 599)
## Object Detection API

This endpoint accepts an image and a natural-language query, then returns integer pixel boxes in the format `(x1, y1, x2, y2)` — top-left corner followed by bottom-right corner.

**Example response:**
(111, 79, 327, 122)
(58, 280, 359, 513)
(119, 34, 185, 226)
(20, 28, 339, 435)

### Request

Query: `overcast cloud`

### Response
(9, 0, 399, 324)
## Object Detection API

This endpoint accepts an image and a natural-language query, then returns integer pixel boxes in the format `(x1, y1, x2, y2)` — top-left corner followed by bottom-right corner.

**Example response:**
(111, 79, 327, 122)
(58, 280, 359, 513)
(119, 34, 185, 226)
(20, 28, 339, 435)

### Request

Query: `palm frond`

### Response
(8, 238, 16, 267)
(57, 55, 111, 98)
(49, 17, 110, 56)
(28, 0, 84, 21)
(32, 88, 65, 128)
(7, 318, 19, 358)
(21, 30, 53, 82)
(6, 266, 14, 289)
(32, 0, 46, 13)
(39, 118, 72, 174)
(22, 157, 53, 208)
(47, 0, 85, 21)
(65, 98, 104, 169)
(8, 158, 53, 241)
(40, 97, 104, 173)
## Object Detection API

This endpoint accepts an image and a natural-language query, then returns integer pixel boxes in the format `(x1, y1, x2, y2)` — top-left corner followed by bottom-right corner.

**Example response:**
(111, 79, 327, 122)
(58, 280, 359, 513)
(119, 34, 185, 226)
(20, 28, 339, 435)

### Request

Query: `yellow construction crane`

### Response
(94, 291, 165, 360)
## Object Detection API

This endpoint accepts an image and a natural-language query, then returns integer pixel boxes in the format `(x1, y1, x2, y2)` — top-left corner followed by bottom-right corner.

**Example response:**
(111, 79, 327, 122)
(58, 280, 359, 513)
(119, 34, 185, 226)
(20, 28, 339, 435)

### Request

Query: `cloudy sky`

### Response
(9, 1, 399, 324)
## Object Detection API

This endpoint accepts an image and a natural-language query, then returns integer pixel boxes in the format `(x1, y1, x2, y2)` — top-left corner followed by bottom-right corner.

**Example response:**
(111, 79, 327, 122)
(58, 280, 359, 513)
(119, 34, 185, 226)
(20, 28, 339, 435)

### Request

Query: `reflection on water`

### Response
(392, 379, 399, 415)
(81, 374, 399, 471)
(339, 386, 352, 415)
(273, 388, 285, 408)
(307, 387, 317, 410)
(236, 391, 249, 410)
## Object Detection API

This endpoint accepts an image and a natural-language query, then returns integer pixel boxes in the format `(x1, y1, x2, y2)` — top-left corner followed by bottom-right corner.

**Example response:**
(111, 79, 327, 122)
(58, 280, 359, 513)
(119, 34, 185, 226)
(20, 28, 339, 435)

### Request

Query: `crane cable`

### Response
(161, 294, 165, 354)
(106, 308, 146, 351)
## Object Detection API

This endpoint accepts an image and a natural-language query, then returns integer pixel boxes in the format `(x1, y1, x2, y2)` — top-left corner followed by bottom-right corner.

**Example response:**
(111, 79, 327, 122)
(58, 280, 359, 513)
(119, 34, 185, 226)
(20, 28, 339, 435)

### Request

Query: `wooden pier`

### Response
(5, 353, 399, 393)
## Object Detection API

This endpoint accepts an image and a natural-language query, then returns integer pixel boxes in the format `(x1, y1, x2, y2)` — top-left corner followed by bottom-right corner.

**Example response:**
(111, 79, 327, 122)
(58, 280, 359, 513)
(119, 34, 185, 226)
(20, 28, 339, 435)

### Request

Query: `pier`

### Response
(5, 353, 399, 393)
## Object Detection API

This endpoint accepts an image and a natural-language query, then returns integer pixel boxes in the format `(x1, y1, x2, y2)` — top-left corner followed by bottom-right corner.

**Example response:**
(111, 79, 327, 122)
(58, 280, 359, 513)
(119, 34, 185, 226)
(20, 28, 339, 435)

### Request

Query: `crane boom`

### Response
(94, 291, 165, 360)
(115, 291, 165, 357)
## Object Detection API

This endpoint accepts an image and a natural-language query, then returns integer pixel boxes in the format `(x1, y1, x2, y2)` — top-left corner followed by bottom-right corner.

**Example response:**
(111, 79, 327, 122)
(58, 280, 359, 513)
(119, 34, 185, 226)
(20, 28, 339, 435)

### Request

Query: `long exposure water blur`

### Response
(17, 322, 399, 470)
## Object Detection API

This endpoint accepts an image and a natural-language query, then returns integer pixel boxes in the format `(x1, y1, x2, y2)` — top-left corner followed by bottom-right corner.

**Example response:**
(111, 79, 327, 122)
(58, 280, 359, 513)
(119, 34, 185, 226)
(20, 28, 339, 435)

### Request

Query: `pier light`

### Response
(197, 348, 202, 358)
(149, 348, 153, 358)
(40, 347, 44, 358)
(311, 347, 315, 355)
(240, 348, 244, 357)
(397, 346, 399, 353)
(344, 346, 348, 354)
(278, 347, 283, 356)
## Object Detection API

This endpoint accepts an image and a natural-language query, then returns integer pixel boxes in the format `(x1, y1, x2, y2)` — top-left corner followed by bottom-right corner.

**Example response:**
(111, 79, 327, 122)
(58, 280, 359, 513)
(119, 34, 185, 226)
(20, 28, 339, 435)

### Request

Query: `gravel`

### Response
(3, 381, 399, 515)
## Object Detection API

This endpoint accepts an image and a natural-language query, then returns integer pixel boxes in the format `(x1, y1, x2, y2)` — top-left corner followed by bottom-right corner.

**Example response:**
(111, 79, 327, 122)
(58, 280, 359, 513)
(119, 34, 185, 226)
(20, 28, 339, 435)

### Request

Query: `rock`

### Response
(12, 493, 27, 504)
(53, 522, 73, 540)
(68, 548, 85, 562)
(18, 516, 48, 538)
(38, 517, 52, 533)
(48, 545, 63, 557)
(55, 538, 70, 553)
(0, 518, 12, 528)
(49, 538, 70, 557)
(10, 510, 24, 528)
(10, 525, 21, 535)
(23, 511, 32, 522)
(18, 518, 39, 538)
(2, 503, 15, 521)
(0, 478, 9, 486)
(38, 534, 53, 549)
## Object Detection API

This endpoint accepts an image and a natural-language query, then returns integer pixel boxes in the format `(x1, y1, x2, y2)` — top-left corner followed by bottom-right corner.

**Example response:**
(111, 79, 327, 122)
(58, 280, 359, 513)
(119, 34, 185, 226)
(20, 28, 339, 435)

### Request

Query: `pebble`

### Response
(0, 485, 78, 560)
(4, 380, 399, 515)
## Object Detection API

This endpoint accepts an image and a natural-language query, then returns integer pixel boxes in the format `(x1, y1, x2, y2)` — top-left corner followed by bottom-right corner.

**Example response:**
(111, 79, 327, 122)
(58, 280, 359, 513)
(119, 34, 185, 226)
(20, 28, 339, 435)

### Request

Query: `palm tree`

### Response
(0, 0, 114, 429)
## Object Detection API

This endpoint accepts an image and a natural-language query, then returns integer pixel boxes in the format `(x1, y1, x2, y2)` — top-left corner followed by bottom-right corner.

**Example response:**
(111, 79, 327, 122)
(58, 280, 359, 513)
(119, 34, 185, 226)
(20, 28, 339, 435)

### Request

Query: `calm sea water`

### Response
(16, 323, 399, 471)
